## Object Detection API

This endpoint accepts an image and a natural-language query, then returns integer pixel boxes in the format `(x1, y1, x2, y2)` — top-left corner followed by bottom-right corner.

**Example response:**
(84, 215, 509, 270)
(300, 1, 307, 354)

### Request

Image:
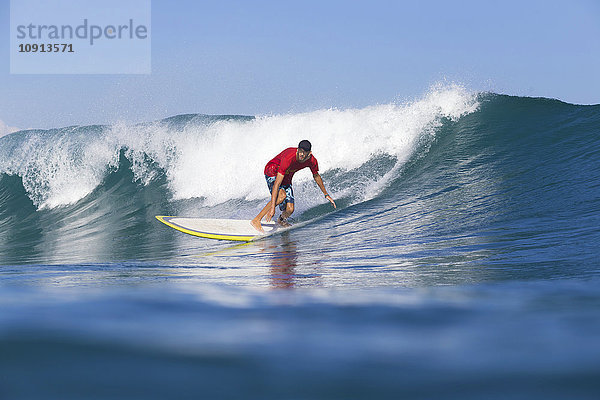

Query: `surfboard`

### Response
(155, 216, 277, 242)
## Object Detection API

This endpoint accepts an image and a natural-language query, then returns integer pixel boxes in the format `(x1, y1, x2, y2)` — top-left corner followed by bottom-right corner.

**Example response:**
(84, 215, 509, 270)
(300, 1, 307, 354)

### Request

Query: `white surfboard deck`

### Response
(156, 216, 277, 242)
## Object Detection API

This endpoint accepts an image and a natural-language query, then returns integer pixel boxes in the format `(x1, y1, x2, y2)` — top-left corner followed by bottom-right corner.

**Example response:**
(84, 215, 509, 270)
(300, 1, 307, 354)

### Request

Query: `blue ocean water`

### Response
(1, 86, 599, 399)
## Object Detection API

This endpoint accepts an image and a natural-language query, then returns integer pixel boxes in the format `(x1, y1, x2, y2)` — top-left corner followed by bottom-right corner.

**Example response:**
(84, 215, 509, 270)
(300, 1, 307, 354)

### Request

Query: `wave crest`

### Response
(0, 83, 478, 209)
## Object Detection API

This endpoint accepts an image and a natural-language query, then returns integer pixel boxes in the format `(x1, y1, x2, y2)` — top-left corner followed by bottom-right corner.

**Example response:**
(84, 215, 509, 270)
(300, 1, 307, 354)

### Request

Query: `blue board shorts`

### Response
(265, 175, 294, 211)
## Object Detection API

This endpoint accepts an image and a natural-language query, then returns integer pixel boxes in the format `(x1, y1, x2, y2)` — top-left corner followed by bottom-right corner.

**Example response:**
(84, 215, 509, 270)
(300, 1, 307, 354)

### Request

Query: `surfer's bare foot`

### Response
(277, 216, 292, 227)
(251, 219, 265, 233)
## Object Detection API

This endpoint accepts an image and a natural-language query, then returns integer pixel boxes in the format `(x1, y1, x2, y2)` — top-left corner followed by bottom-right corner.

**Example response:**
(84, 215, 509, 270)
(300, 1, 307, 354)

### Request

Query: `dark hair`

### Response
(298, 140, 312, 152)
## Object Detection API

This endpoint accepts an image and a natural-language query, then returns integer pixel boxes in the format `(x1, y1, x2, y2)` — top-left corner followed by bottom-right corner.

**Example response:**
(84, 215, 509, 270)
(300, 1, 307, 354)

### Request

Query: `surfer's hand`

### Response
(266, 205, 276, 222)
(326, 194, 336, 209)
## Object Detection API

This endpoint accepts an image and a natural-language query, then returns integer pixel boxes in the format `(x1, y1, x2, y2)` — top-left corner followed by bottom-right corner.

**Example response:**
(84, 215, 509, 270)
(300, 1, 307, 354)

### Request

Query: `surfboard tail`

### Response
(155, 216, 274, 242)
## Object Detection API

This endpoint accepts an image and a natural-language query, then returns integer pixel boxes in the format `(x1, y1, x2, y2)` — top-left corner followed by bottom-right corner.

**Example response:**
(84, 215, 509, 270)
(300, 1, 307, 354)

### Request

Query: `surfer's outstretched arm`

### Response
(313, 173, 336, 208)
(266, 173, 285, 221)
(251, 173, 286, 233)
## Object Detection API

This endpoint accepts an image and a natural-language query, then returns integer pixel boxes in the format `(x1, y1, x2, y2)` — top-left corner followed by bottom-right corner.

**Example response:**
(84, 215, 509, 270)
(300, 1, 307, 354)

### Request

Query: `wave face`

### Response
(1, 86, 599, 272)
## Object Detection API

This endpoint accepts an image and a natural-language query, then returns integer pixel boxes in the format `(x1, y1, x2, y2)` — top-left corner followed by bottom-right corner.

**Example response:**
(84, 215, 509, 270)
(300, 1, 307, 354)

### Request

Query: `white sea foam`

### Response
(0, 119, 19, 138)
(0, 83, 478, 209)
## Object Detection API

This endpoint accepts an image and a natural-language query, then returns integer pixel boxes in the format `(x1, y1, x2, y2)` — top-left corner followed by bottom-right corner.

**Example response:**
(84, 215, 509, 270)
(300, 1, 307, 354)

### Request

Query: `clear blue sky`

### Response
(1, 0, 599, 130)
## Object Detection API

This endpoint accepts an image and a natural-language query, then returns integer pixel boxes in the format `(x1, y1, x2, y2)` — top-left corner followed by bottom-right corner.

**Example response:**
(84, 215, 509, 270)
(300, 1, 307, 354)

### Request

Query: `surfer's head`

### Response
(298, 140, 311, 152)
(297, 140, 312, 162)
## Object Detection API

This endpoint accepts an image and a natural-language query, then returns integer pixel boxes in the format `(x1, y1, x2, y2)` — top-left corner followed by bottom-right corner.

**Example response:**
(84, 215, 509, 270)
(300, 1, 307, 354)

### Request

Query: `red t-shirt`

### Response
(264, 147, 319, 186)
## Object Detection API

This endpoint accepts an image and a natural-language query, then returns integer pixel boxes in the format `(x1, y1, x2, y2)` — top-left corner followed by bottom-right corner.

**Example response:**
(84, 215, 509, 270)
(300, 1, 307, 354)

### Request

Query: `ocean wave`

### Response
(0, 83, 478, 209)
(3, 86, 599, 266)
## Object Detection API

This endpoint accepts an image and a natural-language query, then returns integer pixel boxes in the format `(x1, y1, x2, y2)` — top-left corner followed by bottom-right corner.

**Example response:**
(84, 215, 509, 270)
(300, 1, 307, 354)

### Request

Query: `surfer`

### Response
(251, 140, 336, 233)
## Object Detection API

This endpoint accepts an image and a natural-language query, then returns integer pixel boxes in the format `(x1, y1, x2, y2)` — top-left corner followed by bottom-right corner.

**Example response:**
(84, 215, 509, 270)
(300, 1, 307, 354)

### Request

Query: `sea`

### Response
(1, 85, 599, 399)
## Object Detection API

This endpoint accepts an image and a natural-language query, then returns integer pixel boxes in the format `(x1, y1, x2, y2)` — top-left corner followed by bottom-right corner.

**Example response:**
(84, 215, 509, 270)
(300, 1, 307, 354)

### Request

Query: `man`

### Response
(251, 140, 336, 233)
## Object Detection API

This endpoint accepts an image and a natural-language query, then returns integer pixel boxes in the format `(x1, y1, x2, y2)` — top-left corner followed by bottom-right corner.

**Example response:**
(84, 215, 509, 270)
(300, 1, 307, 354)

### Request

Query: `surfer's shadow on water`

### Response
(191, 232, 322, 289)
(267, 233, 298, 289)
